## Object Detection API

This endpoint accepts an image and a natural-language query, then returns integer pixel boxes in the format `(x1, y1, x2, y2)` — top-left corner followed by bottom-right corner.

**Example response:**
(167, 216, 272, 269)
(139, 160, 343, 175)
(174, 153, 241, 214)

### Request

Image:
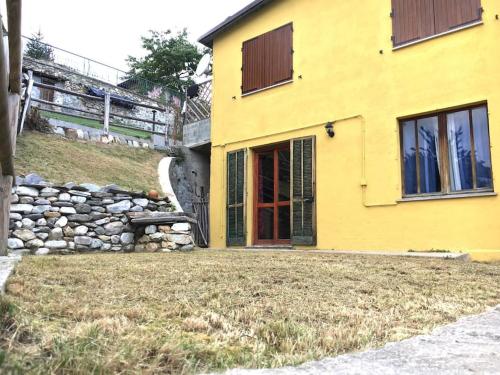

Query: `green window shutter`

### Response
(291, 137, 316, 246)
(227, 150, 246, 246)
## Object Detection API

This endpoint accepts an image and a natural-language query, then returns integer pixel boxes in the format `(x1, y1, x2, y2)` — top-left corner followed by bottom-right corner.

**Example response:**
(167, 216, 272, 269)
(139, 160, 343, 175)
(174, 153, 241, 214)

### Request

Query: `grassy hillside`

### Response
(15, 131, 164, 192)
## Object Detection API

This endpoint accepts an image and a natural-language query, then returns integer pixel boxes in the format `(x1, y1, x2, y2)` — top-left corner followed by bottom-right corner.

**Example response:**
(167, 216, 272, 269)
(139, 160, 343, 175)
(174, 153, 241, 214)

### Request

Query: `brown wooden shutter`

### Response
(392, 0, 435, 46)
(291, 137, 316, 246)
(242, 38, 261, 94)
(242, 23, 293, 94)
(434, 0, 482, 34)
(268, 24, 293, 86)
(227, 150, 246, 246)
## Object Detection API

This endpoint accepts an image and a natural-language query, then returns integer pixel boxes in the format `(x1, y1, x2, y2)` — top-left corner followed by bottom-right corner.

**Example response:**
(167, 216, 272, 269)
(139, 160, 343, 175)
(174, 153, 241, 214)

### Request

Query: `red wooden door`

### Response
(253, 143, 291, 245)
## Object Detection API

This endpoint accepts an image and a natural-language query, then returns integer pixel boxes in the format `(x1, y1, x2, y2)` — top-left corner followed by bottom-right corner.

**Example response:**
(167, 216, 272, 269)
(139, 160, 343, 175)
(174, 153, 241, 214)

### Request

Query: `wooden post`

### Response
(18, 70, 34, 134)
(103, 92, 111, 135)
(0, 13, 15, 177)
(0, 175, 13, 256)
(165, 97, 171, 146)
(7, 0, 22, 96)
(152, 110, 156, 134)
(8, 94, 20, 155)
(0, 0, 23, 256)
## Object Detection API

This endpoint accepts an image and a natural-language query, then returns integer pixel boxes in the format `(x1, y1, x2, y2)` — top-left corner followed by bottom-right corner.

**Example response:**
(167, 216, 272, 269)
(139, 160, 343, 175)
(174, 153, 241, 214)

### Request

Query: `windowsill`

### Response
(392, 21, 483, 51)
(242, 80, 293, 97)
(398, 191, 497, 203)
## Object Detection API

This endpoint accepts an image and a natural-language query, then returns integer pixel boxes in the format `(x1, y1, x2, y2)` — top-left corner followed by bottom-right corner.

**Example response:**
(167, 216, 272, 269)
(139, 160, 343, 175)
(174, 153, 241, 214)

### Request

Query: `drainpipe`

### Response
(220, 144, 226, 241)
(326, 115, 396, 208)
(359, 116, 397, 208)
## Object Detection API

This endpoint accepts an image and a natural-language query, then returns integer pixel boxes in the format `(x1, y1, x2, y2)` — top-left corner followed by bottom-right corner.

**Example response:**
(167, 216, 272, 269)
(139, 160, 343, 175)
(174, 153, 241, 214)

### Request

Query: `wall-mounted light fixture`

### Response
(325, 122, 335, 138)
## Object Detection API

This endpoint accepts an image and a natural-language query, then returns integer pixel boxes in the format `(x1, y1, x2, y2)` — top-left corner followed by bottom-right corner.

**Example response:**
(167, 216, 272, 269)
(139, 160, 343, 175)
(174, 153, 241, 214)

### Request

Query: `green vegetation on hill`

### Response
(15, 131, 164, 192)
(40, 110, 152, 140)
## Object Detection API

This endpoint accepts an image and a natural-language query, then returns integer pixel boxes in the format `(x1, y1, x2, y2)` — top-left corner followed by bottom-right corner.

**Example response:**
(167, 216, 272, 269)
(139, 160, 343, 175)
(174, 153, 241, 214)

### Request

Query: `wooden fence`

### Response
(184, 79, 212, 125)
(19, 77, 183, 140)
(0, 0, 23, 256)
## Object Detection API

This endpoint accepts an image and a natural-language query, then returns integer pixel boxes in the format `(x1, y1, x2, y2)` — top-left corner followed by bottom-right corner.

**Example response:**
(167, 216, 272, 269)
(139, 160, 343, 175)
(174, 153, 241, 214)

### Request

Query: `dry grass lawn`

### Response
(15, 131, 164, 192)
(1, 251, 499, 374)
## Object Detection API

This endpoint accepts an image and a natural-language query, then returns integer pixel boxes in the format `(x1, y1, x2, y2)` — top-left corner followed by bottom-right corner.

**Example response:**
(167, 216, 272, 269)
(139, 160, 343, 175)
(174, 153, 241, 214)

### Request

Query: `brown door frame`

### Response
(253, 142, 291, 245)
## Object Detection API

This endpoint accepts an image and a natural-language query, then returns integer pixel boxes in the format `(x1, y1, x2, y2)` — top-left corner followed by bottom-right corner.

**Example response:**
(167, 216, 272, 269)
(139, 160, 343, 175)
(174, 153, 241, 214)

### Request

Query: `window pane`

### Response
(278, 206, 290, 240)
(402, 121, 418, 195)
(227, 153, 236, 205)
(258, 152, 274, 203)
(278, 149, 290, 201)
(472, 107, 493, 189)
(236, 206, 244, 240)
(447, 110, 473, 191)
(258, 208, 274, 240)
(418, 117, 441, 194)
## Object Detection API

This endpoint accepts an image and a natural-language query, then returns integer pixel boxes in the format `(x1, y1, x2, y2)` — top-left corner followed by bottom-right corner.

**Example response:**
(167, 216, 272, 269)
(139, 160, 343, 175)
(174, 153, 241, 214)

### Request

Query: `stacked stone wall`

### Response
(8, 175, 194, 255)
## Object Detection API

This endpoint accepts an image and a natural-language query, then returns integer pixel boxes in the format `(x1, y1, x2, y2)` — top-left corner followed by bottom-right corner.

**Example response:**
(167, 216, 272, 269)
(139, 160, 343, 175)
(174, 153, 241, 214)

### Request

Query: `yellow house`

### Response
(198, 0, 500, 261)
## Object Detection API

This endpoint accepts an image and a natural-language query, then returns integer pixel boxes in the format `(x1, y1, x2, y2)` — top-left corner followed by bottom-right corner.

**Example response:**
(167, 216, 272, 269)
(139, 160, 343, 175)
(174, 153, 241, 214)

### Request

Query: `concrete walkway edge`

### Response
(0, 254, 21, 294)
(223, 248, 471, 261)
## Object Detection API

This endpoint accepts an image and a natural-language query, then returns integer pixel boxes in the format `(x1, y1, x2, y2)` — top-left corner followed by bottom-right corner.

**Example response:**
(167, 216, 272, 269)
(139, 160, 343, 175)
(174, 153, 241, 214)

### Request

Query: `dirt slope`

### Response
(15, 131, 164, 192)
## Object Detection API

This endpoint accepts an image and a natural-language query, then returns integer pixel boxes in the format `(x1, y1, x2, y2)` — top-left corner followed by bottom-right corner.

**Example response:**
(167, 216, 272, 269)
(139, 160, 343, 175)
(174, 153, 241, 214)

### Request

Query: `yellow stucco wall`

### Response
(208, 0, 500, 261)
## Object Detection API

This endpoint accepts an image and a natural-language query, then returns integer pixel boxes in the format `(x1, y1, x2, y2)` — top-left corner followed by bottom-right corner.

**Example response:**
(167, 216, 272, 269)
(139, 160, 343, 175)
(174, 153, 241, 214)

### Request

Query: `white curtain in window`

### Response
(447, 115, 462, 191)
(472, 107, 493, 188)
(448, 110, 473, 192)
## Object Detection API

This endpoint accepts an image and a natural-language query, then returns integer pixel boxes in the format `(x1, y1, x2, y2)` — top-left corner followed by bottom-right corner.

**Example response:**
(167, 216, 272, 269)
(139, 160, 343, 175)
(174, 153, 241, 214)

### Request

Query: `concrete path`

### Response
(0, 254, 21, 294)
(223, 305, 500, 375)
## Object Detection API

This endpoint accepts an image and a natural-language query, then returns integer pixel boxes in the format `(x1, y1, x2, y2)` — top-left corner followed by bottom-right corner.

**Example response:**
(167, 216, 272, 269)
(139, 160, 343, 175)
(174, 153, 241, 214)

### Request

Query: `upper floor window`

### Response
(392, 0, 482, 47)
(242, 23, 293, 95)
(400, 104, 493, 197)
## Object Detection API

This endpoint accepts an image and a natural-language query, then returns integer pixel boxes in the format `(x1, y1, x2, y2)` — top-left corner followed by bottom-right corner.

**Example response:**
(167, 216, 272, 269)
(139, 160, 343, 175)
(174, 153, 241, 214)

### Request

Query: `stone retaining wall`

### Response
(50, 121, 153, 149)
(7, 175, 195, 256)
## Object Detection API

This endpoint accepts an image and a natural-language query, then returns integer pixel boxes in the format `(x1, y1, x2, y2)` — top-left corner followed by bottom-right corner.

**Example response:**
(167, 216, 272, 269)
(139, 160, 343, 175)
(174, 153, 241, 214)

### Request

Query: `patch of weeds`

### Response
(43, 326, 106, 374)
(257, 320, 313, 353)
(175, 335, 254, 373)
(0, 298, 17, 334)
(0, 352, 26, 375)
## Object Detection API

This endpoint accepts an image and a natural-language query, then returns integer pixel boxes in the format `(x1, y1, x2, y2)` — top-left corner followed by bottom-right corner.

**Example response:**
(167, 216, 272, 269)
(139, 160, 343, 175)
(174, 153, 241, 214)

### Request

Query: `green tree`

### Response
(25, 31, 54, 61)
(127, 29, 204, 93)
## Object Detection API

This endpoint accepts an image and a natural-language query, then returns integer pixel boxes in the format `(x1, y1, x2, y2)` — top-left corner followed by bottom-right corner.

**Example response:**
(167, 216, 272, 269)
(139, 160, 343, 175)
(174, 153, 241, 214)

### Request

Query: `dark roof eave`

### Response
(198, 0, 274, 48)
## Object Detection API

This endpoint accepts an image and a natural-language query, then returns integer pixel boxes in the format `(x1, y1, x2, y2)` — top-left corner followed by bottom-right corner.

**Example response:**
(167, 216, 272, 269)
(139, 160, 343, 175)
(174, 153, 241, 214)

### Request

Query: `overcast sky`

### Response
(1, 0, 252, 71)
